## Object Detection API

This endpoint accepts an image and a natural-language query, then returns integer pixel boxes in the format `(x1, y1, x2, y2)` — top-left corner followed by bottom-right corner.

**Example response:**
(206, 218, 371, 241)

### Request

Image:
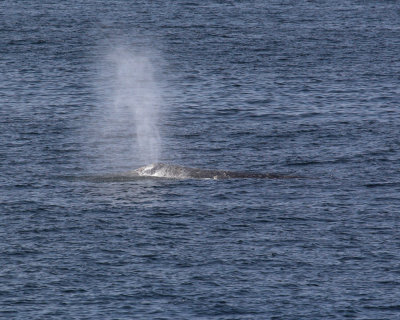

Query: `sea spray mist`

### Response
(109, 47, 161, 164)
(89, 45, 162, 172)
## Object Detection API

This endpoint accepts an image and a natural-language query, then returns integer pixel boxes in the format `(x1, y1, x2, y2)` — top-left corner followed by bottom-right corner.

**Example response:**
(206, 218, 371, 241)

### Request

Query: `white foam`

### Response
(135, 163, 189, 179)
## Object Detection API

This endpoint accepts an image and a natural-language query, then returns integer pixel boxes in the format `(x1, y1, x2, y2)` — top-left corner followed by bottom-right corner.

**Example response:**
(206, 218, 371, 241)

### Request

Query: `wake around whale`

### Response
(132, 163, 302, 180)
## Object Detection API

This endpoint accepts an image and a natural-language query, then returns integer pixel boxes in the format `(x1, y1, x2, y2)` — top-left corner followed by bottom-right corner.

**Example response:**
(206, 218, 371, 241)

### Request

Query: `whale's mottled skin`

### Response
(133, 163, 302, 179)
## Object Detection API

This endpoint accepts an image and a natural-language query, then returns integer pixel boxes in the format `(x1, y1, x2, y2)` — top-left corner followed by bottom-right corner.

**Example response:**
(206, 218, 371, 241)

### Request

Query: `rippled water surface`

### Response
(1, 1, 400, 319)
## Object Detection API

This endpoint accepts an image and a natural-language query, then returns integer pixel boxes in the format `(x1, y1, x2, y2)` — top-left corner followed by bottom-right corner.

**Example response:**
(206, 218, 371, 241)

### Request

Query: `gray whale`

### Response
(133, 163, 302, 180)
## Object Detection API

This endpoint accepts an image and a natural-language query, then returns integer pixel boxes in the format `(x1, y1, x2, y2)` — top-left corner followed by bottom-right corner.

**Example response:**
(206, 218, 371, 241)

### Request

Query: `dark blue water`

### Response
(1, 1, 400, 319)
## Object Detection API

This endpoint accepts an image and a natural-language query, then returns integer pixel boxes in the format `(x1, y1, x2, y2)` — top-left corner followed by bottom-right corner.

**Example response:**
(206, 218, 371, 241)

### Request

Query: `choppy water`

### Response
(1, 1, 400, 319)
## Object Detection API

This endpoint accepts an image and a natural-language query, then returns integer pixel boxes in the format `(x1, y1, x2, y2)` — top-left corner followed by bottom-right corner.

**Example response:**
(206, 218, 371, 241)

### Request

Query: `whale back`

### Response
(133, 163, 301, 179)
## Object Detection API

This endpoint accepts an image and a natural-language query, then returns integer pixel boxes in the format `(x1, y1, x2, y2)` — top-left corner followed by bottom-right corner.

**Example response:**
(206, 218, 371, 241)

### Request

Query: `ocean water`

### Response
(1, 0, 400, 319)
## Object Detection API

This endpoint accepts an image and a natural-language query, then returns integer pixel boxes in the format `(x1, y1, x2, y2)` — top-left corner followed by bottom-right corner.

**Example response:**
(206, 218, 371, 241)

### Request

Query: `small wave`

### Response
(364, 181, 400, 188)
(57, 172, 145, 183)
